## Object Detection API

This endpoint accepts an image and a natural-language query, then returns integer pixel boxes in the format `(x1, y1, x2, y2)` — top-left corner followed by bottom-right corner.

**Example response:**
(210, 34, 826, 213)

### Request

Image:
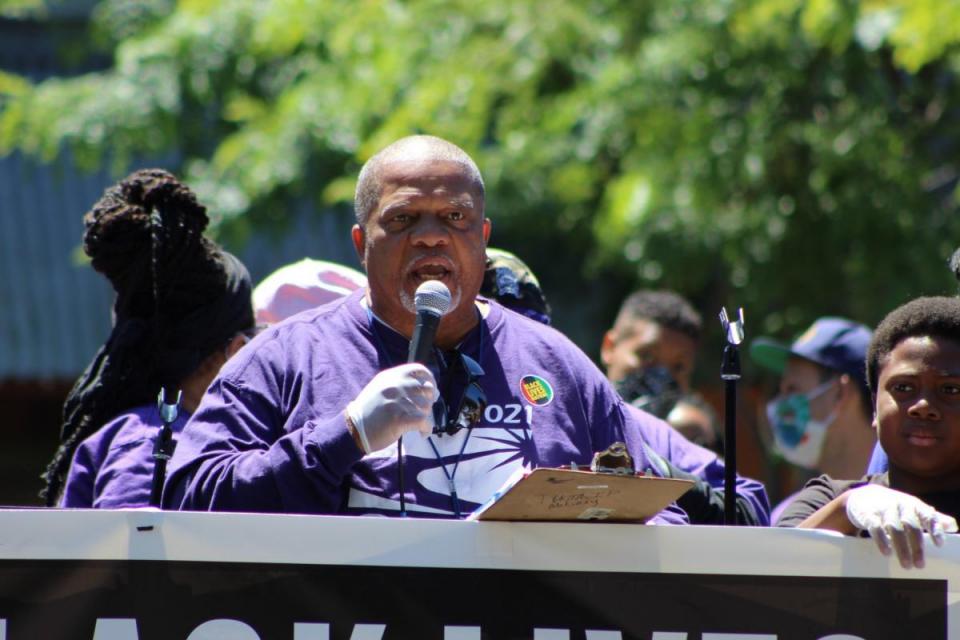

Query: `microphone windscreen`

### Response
(414, 281, 452, 317)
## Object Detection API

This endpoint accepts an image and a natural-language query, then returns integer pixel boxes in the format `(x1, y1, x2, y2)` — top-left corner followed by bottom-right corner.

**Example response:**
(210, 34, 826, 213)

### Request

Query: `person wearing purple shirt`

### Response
(61, 407, 190, 508)
(484, 256, 768, 524)
(164, 136, 690, 523)
(50, 169, 256, 508)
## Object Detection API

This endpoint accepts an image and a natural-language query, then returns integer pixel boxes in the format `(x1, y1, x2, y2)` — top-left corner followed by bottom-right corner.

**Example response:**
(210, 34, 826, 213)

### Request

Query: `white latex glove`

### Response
(346, 363, 439, 454)
(845, 484, 958, 569)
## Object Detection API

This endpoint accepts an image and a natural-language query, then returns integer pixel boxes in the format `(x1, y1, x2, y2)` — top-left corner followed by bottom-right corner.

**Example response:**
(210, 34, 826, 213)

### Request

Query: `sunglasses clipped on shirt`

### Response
(432, 351, 487, 437)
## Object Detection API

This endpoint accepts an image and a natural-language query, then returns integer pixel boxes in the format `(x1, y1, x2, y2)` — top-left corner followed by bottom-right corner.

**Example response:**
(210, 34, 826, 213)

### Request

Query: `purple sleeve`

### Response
(577, 369, 688, 525)
(866, 442, 888, 474)
(60, 440, 98, 508)
(623, 405, 771, 525)
(93, 438, 157, 508)
(60, 407, 192, 509)
(621, 406, 689, 525)
(660, 418, 770, 525)
(163, 375, 365, 513)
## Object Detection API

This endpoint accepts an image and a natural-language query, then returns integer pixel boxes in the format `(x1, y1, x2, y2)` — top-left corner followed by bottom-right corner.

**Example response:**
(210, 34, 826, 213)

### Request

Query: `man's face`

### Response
(353, 157, 490, 329)
(601, 318, 696, 393)
(778, 357, 839, 422)
(875, 335, 960, 480)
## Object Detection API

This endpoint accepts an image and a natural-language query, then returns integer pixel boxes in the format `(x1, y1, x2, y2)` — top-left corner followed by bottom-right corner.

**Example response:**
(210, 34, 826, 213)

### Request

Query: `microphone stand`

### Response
(719, 307, 744, 526)
(150, 387, 181, 508)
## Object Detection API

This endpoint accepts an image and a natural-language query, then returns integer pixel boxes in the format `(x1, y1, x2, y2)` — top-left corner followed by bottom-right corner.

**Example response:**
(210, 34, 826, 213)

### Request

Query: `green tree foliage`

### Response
(0, 0, 46, 18)
(3, 0, 960, 351)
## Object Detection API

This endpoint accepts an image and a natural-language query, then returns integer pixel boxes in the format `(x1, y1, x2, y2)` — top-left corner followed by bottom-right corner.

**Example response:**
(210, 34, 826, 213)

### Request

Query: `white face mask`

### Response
(765, 378, 839, 469)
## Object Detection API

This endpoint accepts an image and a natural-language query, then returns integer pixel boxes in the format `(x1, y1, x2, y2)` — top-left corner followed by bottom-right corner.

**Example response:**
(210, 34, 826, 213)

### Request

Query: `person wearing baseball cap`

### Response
(751, 317, 876, 519)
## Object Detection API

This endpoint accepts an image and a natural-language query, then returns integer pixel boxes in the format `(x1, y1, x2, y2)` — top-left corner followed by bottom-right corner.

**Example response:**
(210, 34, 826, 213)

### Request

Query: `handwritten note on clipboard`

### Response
(470, 468, 694, 523)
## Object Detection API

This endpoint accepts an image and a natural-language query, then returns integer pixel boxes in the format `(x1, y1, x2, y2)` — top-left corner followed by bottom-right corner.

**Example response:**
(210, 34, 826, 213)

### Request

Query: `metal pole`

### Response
(719, 308, 745, 526)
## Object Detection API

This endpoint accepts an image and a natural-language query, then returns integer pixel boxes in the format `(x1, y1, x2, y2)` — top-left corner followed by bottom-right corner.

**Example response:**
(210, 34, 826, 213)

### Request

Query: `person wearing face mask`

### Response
(601, 290, 719, 449)
(601, 289, 769, 525)
(777, 297, 960, 569)
(750, 317, 875, 522)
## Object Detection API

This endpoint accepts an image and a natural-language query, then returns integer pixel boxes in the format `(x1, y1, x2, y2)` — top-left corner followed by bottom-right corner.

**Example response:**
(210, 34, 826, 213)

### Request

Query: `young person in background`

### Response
(777, 297, 960, 569)
(750, 317, 875, 521)
(601, 289, 769, 524)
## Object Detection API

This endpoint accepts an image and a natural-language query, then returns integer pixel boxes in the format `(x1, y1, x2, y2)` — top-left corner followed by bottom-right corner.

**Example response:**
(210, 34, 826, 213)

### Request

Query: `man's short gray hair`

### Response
(354, 135, 485, 226)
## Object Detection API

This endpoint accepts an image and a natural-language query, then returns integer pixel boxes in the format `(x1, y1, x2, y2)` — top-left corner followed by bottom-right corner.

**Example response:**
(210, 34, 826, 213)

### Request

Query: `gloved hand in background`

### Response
(844, 484, 958, 569)
(346, 363, 439, 454)
(644, 445, 764, 526)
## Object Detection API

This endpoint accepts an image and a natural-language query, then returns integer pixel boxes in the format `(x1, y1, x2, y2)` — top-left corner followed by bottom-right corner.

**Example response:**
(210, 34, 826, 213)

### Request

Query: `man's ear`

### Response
(351, 224, 366, 268)
(482, 218, 492, 245)
(600, 329, 617, 367)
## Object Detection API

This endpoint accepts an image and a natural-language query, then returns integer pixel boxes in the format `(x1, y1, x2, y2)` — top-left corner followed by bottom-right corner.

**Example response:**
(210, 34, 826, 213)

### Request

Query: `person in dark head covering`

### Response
(480, 248, 552, 325)
(42, 168, 255, 508)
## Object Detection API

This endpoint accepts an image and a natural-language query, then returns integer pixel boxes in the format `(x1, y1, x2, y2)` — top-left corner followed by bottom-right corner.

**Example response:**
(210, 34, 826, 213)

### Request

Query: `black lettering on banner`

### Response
(0, 618, 893, 640)
(0, 562, 945, 639)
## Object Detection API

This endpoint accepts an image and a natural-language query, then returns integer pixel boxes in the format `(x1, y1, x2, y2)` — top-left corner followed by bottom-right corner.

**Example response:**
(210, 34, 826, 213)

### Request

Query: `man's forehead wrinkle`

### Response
(379, 155, 482, 188)
(379, 185, 476, 204)
(379, 175, 479, 208)
(381, 160, 472, 183)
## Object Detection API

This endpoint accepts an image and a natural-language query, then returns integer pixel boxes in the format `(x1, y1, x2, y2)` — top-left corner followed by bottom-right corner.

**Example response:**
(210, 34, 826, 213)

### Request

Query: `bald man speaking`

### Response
(163, 136, 686, 524)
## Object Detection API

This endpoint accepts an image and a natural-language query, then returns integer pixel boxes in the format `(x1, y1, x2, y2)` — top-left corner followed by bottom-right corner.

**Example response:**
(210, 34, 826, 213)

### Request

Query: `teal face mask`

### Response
(765, 378, 838, 469)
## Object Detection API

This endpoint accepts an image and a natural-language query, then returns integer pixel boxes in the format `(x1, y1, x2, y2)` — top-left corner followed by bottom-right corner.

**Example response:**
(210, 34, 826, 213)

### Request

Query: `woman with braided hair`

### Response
(43, 168, 256, 508)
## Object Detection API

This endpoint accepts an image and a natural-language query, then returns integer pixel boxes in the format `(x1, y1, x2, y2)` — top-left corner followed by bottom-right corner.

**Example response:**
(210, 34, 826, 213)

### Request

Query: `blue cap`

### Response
(750, 317, 872, 388)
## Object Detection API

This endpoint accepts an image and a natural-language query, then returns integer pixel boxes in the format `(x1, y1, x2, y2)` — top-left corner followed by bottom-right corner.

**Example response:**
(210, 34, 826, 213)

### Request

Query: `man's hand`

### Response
(346, 363, 439, 454)
(845, 484, 958, 569)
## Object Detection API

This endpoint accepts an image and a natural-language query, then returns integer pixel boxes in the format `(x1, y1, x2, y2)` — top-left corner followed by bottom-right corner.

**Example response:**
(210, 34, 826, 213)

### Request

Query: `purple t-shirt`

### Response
(164, 291, 689, 523)
(60, 404, 190, 508)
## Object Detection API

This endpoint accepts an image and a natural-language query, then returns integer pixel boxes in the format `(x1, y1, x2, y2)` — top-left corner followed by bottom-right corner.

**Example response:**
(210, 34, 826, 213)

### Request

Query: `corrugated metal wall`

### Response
(0, 154, 117, 379)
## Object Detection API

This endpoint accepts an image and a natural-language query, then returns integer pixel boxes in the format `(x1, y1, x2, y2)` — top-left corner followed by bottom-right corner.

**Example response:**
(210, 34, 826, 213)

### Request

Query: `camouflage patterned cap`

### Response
(481, 248, 551, 325)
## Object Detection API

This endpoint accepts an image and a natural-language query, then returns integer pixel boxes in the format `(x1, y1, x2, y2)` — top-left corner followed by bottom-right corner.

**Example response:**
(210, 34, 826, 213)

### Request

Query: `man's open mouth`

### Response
(408, 259, 454, 283)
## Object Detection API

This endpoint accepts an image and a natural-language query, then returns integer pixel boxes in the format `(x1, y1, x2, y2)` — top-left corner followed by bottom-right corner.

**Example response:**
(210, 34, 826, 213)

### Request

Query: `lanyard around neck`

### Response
(362, 301, 485, 518)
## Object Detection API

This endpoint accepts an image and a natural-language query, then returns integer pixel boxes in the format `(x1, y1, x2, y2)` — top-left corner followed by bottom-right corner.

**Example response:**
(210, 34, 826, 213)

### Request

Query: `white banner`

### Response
(0, 509, 957, 639)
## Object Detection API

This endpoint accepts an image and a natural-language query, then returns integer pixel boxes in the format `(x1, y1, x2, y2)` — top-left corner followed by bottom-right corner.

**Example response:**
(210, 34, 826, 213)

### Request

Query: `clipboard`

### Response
(471, 467, 694, 523)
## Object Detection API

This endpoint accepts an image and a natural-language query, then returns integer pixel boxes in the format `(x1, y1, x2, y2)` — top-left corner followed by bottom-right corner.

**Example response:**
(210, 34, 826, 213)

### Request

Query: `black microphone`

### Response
(407, 280, 452, 363)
